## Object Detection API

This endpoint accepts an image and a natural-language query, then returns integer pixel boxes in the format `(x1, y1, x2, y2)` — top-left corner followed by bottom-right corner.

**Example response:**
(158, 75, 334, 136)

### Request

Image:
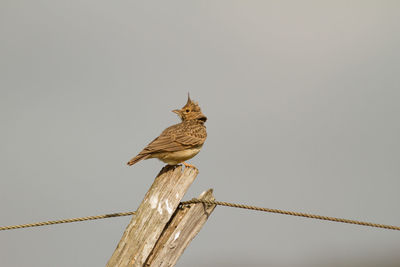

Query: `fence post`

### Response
(106, 165, 198, 267)
(145, 189, 216, 266)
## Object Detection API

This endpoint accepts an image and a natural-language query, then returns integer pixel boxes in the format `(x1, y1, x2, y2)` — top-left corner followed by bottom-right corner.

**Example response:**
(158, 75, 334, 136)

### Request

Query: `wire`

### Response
(1, 199, 399, 231)
(181, 199, 400, 231)
(0, 211, 135, 231)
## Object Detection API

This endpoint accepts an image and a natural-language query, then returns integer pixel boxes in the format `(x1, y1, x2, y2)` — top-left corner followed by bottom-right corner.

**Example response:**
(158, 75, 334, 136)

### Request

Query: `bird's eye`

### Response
(185, 109, 190, 113)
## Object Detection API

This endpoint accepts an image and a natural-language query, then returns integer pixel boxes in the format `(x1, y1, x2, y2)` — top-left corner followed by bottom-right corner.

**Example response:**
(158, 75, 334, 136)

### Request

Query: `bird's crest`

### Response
(172, 93, 206, 121)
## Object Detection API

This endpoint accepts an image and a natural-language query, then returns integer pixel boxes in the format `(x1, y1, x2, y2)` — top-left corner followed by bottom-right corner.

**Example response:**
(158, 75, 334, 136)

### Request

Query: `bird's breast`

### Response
(155, 145, 203, 165)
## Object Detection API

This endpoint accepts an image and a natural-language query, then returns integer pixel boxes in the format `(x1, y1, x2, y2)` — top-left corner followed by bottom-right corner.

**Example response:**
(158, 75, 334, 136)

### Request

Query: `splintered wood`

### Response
(107, 165, 215, 267)
(145, 189, 216, 266)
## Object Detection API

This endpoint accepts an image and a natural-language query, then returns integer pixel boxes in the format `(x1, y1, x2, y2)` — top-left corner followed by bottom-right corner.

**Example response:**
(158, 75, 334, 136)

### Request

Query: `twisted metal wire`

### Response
(181, 199, 400, 231)
(1, 199, 400, 232)
(0, 211, 135, 231)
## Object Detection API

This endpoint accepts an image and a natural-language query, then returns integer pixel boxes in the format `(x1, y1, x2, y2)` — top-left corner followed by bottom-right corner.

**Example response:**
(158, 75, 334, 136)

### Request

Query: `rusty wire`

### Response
(181, 199, 400, 231)
(1, 199, 399, 231)
(0, 211, 135, 231)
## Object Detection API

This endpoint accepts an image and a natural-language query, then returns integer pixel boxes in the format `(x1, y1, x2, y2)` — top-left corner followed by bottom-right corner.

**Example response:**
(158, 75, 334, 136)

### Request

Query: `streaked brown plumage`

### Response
(127, 94, 207, 167)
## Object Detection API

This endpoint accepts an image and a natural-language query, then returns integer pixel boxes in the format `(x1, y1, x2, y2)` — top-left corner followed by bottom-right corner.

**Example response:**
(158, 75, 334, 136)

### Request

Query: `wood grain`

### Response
(106, 165, 198, 267)
(145, 189, 216, 267)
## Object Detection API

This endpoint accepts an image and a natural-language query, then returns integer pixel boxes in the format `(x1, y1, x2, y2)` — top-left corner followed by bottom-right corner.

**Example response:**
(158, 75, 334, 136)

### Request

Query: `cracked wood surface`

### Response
(106, 165, 198, 267)
(145, 189, 216, 267)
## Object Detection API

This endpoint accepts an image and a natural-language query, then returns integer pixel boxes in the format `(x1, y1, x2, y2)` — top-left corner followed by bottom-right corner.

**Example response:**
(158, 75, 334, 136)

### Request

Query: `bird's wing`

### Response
(174, 123, 206, 147)
(141, 123, 206, 154)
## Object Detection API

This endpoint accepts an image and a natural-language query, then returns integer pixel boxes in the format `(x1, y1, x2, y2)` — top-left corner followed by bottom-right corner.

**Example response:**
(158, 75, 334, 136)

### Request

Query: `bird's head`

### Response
(172, 94, 207, 122)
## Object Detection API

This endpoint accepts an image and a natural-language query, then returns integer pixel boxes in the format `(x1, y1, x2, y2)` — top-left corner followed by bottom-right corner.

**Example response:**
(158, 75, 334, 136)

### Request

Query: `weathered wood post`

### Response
(107, 165, 215, 267)
(145, 189, 216, 266)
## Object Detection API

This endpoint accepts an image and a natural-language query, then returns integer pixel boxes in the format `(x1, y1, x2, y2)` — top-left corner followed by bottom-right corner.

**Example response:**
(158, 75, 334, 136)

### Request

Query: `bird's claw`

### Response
(182, 162, 196, 169)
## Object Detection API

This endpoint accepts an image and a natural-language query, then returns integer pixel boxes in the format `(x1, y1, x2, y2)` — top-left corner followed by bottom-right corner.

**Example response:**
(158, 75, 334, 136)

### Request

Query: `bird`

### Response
(127, 94, 207, 168)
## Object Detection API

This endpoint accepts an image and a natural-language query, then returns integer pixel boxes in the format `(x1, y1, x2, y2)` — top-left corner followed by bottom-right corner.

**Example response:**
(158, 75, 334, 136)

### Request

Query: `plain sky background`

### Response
(1, 1, 400, 266)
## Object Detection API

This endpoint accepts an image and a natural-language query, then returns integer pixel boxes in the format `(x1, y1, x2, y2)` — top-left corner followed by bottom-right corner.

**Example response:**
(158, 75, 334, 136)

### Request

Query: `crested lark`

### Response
(127, 94, 207, 168)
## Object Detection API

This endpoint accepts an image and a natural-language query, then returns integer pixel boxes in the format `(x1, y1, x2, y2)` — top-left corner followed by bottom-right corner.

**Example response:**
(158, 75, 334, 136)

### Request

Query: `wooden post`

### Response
(145, 189, 216, 267)
(107, 165, 198, 267)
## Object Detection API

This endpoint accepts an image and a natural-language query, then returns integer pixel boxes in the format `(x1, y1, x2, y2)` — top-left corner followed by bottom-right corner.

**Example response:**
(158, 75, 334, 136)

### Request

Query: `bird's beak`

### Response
(198, 113, 207, 122)
(172, 109, 180, 115)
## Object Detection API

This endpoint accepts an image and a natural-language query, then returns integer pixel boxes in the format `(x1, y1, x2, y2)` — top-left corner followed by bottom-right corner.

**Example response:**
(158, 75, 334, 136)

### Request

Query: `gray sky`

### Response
(1, 1, 400, 266)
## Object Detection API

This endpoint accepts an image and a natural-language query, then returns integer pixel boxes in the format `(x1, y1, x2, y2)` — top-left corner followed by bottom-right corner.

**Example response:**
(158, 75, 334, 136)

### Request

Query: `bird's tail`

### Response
(127, 154, 149, 166)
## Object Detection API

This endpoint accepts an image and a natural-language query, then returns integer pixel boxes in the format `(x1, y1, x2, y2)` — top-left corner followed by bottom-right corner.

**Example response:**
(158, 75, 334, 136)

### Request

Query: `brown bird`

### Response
(127, 94, 207, 168)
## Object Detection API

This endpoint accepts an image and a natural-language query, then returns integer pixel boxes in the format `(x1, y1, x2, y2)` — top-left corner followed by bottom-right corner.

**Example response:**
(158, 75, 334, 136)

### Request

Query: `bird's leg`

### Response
(182, 161, 196, 169)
